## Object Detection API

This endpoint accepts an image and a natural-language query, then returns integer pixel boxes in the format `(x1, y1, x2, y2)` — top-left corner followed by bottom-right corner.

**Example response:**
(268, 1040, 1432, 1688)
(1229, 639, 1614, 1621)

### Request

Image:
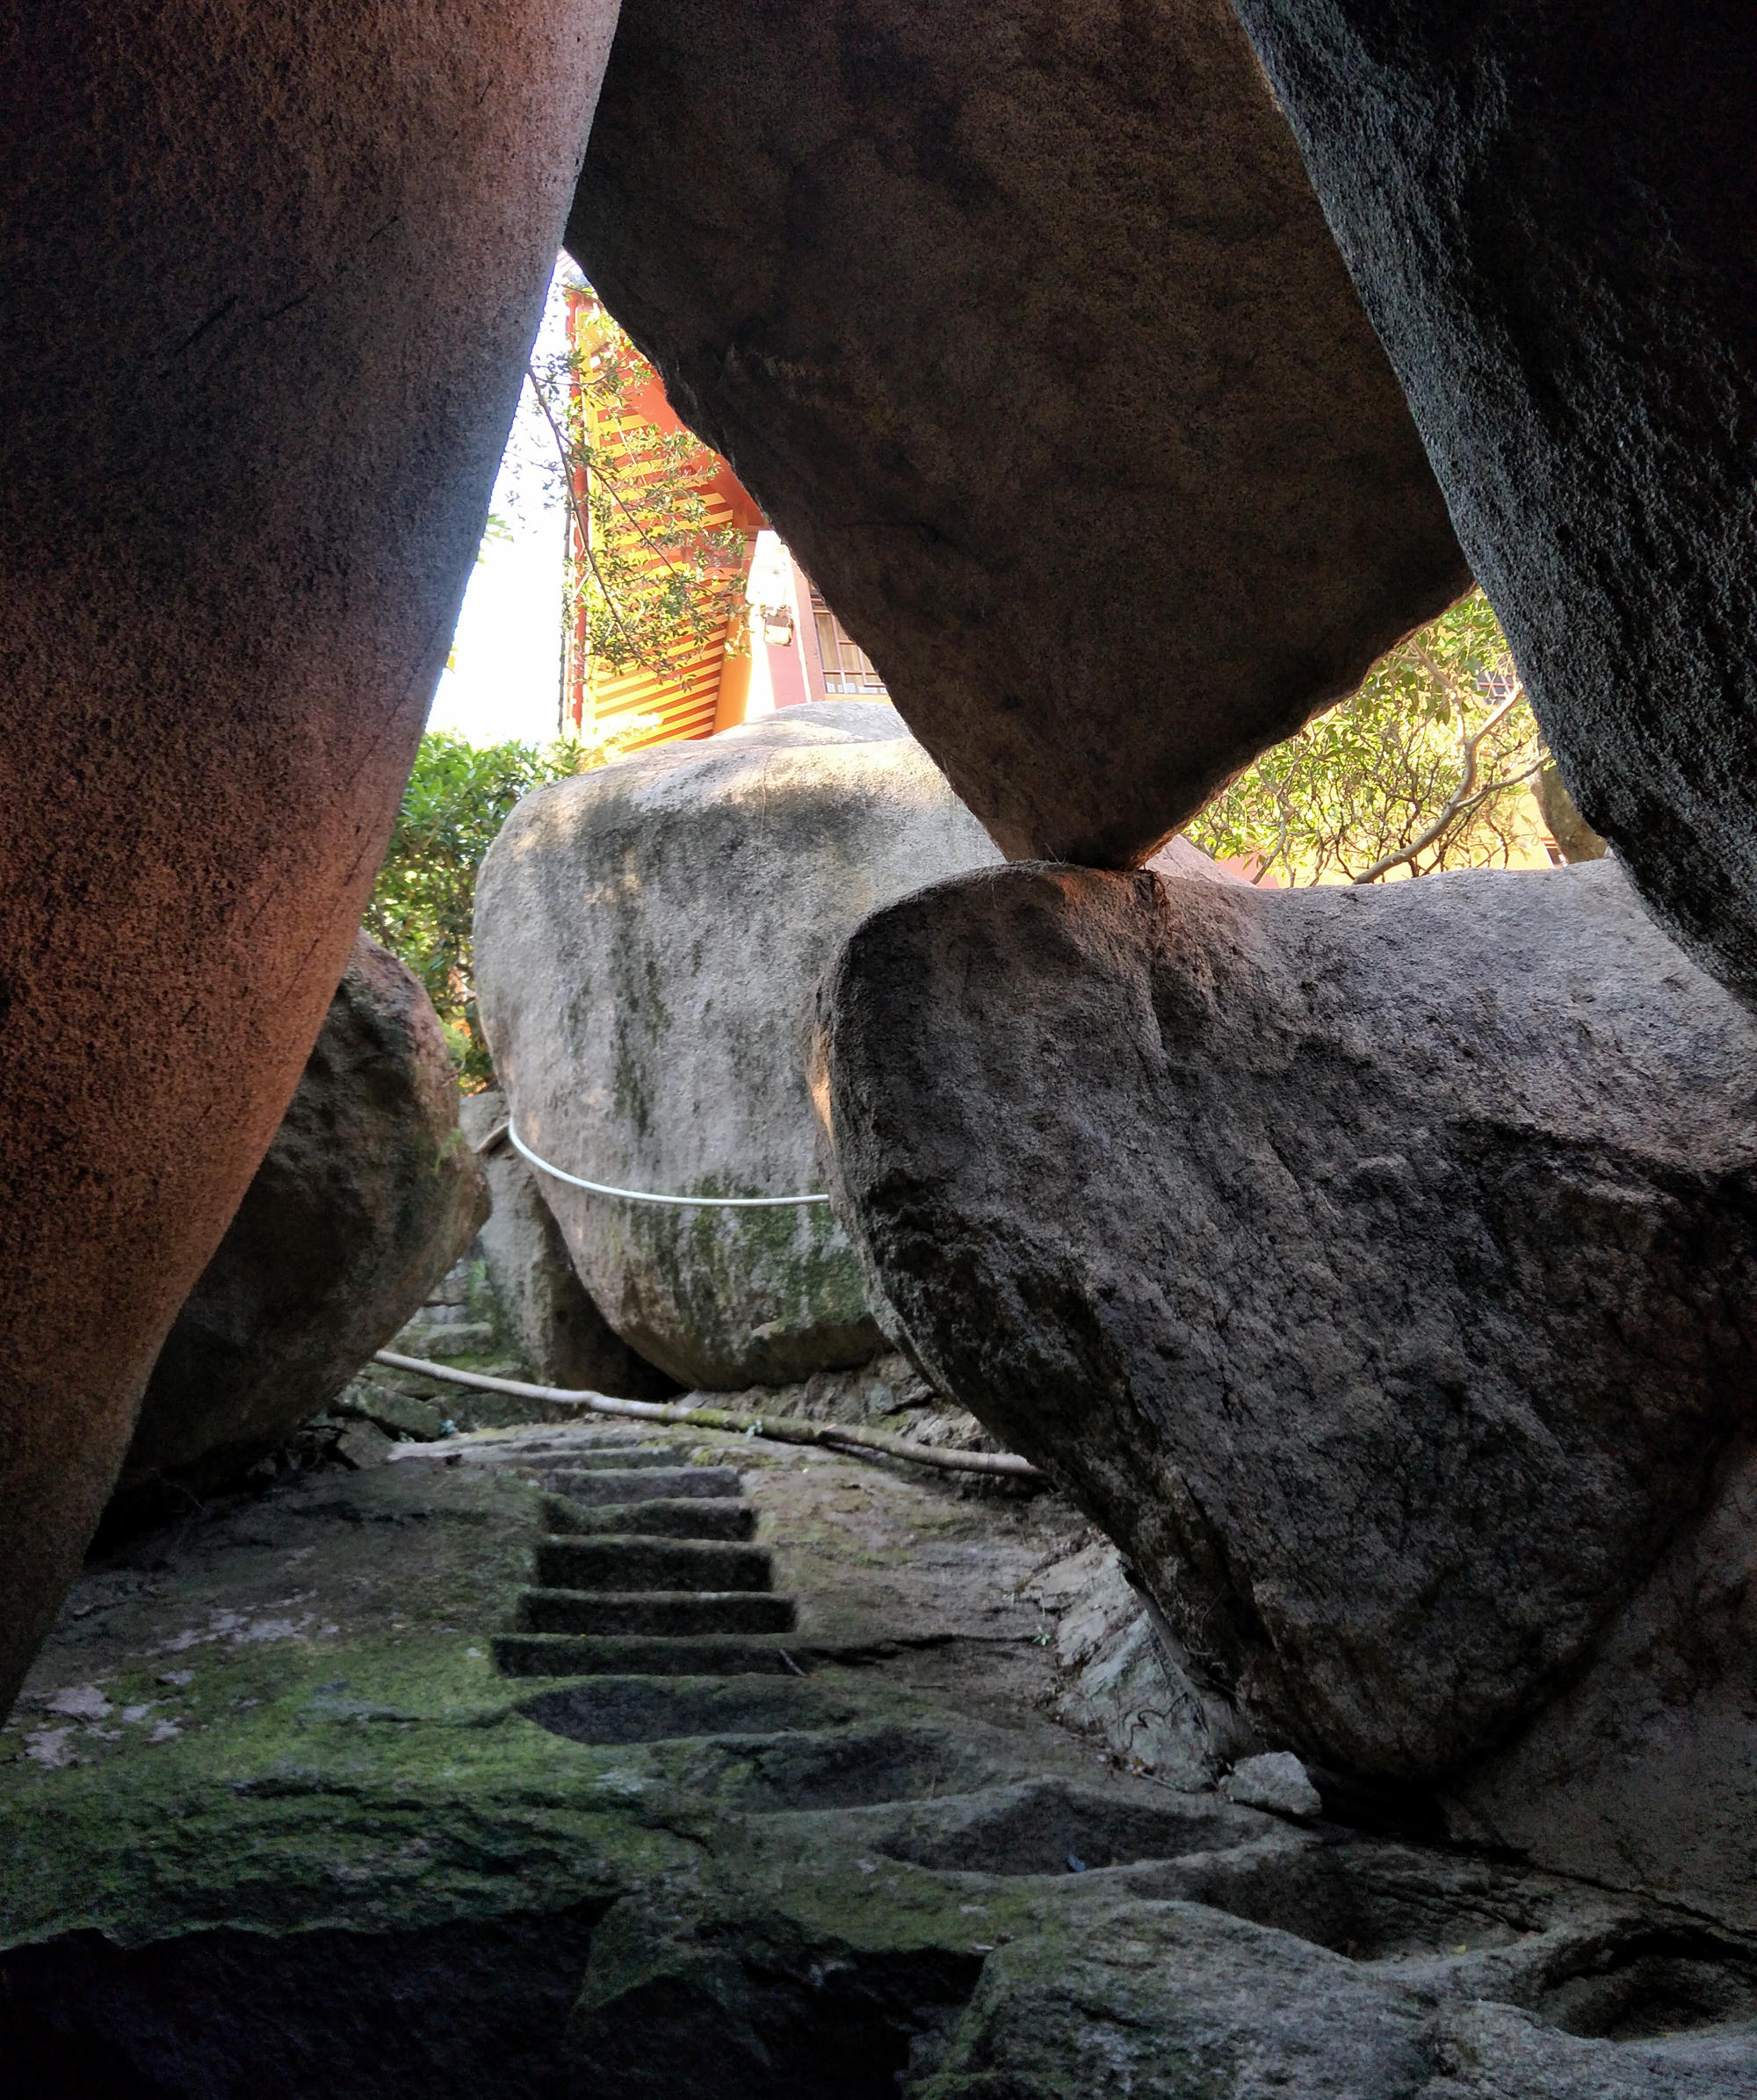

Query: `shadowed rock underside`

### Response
(569, 0, 1470, 867)
(813, 862, 1757, 1836)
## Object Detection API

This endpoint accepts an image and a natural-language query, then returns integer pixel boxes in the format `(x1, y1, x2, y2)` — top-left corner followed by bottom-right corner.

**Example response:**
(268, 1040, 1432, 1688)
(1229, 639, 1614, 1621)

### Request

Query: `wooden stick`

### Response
(371, 1351, 1046, 1482)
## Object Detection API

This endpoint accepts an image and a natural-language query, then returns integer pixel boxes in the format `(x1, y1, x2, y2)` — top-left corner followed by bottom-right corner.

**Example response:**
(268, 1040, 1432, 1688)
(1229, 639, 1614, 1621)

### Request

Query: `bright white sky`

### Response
(425, 257, 579, 748)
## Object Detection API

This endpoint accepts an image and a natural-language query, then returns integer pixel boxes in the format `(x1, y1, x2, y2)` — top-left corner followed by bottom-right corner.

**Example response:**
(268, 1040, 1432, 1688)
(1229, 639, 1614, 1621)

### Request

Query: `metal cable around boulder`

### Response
(506, 1120, 832, 1209)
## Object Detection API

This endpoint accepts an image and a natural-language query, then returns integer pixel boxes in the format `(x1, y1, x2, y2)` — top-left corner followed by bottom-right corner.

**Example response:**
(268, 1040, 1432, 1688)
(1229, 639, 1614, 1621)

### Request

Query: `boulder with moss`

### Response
(114, 933, 488, 1504)
(457, 1087, 676, 1397)
(473, 704, 1001, 1391)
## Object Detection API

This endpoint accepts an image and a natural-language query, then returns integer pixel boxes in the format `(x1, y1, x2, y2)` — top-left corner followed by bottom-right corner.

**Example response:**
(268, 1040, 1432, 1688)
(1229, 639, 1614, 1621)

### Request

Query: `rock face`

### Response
(1439, 1417, 1757, 1937)
(904, 1890, 1757, 2100)
(813, 859, 1757, 1918)
(474, 703, 1001, 1391)
(1227, 0, 1757, 1003)
(1019, 1534, 1254, 1792)
(568, 0, 1470, 869)
(457, 1089, 676, 1397)
(115, 935, 488, 1498)
(12, 1418, 1757, 2098)
(0, 0, 618, 1717)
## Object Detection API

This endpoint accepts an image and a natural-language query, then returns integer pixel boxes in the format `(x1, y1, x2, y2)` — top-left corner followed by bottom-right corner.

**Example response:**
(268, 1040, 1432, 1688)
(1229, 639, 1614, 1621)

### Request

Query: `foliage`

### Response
(365, 725, 651, 1087)
(1185, 589, 1547, 885)
(525, 284, 751, 683)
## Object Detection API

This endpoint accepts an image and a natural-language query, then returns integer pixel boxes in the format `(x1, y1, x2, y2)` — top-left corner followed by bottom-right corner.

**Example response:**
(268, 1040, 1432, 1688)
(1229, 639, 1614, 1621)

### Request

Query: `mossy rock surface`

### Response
(0, 1431, 1095, 2094)
(1, 1466, 708, 1952)
(10, 1428, 1746, 2098)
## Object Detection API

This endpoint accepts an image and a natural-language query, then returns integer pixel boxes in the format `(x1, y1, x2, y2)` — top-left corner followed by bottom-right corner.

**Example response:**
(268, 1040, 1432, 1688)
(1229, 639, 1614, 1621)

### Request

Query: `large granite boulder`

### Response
(474, 703, 1001, 1390)
(813, 859, 1757, 1923)
(115, 935, 489, 1498)
(1226, 0, 1757, 1004)
(457, 1088, 676, 1397)
(568, 0, 1470, 869)
(0, 0, 618, 1716)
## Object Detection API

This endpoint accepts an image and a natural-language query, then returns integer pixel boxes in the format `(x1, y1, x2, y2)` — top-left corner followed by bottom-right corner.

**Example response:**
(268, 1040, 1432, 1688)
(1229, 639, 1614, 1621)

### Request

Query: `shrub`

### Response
(1185, 589, 1547, 884)
(365, 723, 648, 1086)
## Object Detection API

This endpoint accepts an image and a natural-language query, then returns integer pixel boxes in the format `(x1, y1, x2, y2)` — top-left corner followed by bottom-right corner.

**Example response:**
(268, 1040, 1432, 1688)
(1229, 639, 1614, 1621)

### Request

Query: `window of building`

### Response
(810, 586, 889, 696)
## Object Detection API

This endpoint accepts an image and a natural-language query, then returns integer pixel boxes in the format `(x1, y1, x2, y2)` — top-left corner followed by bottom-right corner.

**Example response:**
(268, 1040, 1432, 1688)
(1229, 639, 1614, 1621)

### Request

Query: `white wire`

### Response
(506, 1118, 833, 1209)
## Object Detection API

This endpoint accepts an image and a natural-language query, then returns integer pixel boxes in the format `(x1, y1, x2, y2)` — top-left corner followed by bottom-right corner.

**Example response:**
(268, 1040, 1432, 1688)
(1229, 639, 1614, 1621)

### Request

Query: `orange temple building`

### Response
(560, 286, 891, 750)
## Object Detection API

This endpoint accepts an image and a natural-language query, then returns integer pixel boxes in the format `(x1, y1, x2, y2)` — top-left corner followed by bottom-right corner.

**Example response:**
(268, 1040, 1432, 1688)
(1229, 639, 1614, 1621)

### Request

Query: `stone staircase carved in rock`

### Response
(494, 1446, 805, 1679)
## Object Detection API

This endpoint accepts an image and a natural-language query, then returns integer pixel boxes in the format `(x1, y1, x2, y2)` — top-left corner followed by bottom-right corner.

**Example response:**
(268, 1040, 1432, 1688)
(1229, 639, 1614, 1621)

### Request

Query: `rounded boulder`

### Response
(474, 704, 1001, 1390)
(117, 934, 489, 1498)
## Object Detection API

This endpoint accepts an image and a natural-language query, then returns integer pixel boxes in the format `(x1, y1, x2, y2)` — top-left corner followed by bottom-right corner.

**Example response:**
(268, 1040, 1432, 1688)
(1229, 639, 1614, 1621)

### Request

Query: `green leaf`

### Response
(365, 722, 654, 1088)
(1183, 589, 1545, 884)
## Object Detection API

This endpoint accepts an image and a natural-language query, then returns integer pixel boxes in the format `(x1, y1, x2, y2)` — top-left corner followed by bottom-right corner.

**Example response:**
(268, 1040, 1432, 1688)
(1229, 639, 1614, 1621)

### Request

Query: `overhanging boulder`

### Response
(1227, 0, 1757, 1005)
(568, 0, 1470, 868)
(0, 0, 618, 1719)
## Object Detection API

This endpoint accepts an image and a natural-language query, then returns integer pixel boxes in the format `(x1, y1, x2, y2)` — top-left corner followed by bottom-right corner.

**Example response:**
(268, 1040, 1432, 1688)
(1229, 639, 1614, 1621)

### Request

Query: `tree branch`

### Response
(537, 356, 741, 594)
(372, 1352, 1045, 1481)
(524, 364, 664, 675)
(1349, 687, 1527, 884)
(1408, 639, 1475, 713)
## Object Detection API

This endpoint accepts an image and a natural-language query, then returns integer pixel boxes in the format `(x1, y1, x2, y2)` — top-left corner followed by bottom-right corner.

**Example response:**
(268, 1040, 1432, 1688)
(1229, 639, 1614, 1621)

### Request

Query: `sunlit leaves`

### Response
(1185, 589, 1544, 884)
(365, 723, 652, 1087)
(527, 292, 751, 682)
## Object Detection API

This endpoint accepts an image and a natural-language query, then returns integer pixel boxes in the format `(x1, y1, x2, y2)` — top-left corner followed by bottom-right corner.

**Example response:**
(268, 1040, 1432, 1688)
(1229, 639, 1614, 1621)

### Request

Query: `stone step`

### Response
(515, 1588, 799, 1637)
(495, 1632, 831, 1678)
(539, 1495, 757, 1543)
(553, 1447, 695, 1471)
(405, 1321, 496, 1359)
(513, 1676, 858, 1743)
(543, 1466, 741, 1506)
(533, 1534, 773, 1594)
